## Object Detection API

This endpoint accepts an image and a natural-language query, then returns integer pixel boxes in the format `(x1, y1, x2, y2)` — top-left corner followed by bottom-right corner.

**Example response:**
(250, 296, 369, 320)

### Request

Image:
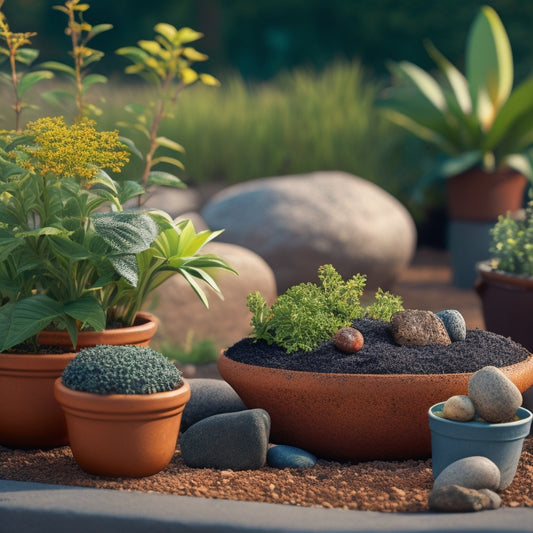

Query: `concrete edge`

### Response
(1, 479, 532, 533)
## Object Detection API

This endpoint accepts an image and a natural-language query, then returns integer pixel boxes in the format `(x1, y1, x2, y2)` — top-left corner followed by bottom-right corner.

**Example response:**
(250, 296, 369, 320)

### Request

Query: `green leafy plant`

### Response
(0, 1, 54, 131)
(376, 5, 533, 186)
(61, 344, 183, 394)
(247, 264, 403, 353)
(40, 0, 112, 119)
(0, 116, 235, 352)
(116, 24, 220, 203)
(487, 190, 533, 276)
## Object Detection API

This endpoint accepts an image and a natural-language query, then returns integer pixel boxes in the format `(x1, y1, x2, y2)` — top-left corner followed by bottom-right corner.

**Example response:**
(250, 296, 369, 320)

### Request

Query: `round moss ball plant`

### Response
(61, 345, 183, 395)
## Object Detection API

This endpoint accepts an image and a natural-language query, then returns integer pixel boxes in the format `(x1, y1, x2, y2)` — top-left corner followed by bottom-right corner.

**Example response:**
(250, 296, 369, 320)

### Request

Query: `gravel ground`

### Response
(1, 439, 532, 512)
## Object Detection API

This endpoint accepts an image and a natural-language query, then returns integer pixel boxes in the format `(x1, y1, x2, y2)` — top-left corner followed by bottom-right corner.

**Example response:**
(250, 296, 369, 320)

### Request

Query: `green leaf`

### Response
(155, 136, 185, 153)
(81, 73, 107, 94)
(503, 153, 533, 182)
(16, 227, 64, 239)
(40, 88, 76, 108)
(116, 46, 148, 64)
(151, 155, 185, 170)
(147, 171, 186, 188)
(109, 254, 138, 286)
(484, 77, 533, 152)
(117, 180, 146, 204)
(39, 61, 77, 78)
(15, 47, 39, 66)
(0, 295, 62, 351)
(466, 6, 513, 129)
(424, 40, 471, 115)
(91, 211, 159, 253)
(0, 237, 24, 262)
(87, 23, 113, 39)
(17, 70, 54, 98)
(64, 295, 106, 331)
(119, 135, 144, 159)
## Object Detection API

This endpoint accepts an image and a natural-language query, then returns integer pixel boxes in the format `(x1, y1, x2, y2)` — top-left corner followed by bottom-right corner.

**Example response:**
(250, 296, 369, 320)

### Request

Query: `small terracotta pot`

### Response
(218, 352, 533, 461)
(54, 379, 191, 477)
(476, 262, 533, 351)
(447, 167, 527, 222)
(0, 312, 159, 449)
(38, 311, 158, 350)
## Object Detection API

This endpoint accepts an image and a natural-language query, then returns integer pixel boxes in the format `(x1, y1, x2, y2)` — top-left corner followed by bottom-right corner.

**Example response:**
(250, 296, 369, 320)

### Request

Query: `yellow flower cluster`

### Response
(22, 116, 129, 181)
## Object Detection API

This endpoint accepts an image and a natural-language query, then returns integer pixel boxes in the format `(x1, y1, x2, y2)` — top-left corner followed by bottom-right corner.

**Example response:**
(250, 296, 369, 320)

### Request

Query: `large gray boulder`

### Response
(143, 240, 277, 352)
(201, 171, 416, 292)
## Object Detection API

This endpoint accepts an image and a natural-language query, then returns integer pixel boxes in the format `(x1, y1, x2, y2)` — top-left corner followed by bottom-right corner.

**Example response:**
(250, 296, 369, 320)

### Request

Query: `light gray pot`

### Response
(429, 402, 532, 489)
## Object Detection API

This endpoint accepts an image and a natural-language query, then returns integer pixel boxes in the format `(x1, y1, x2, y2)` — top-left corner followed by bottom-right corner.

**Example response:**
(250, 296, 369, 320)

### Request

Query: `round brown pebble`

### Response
(333, 327, 364, 353)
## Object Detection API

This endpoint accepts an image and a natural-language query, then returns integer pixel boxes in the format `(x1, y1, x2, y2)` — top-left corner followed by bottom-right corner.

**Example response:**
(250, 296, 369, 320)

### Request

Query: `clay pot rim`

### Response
(54, 378, 191, 412)
(0, 350, 76, 371)
(429, 402, 533, 428)
(477, 260, 533, 289)
(38, 311, 159, 348)
(219, 351, 533, 381)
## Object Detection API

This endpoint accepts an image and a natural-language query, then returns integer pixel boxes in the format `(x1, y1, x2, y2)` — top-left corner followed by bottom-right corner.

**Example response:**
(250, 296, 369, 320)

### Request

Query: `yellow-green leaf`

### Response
(181, 67, 198, 85)
(151, 156, 185, 170)
(175, 27, 204, 44)
(182, 47, 208, 62)
(138, 40, 162, 56)
(155, 136, 185, 153)
(466, 6, 513, 129)
(199, 73, 221, 87)
(154, 23, 178, 43)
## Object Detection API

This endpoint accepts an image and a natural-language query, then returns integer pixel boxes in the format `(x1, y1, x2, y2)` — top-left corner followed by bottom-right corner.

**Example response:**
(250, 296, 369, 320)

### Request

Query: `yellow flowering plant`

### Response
(0, 116, 235, 352)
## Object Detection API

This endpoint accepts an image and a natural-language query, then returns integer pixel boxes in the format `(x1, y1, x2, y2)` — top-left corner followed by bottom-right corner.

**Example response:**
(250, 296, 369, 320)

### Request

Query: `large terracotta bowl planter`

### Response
(218, 352, 533, 462)
(54, 378, 191, 477)
(0, 311, 159, 449)
(476, 262, 533, 351)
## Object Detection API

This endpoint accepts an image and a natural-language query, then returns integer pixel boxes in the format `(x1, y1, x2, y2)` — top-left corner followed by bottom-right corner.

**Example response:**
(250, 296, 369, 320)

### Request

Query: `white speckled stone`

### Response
(433, 456, 501, 492)
(468, 366, 522, 423)
(442, 395, 475, 422)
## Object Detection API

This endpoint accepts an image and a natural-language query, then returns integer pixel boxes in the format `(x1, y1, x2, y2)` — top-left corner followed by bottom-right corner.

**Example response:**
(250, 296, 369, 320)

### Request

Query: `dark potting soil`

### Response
(225, 318, 531, 374)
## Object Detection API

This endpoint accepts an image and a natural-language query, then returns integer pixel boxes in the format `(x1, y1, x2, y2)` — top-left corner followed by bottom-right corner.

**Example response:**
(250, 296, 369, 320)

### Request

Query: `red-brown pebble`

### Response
(333, 327, 364, 353)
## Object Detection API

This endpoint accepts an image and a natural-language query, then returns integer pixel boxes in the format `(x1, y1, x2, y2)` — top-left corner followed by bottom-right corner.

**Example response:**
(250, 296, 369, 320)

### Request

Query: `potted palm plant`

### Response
(54, 344, 190, 477)
(376, 6, 533, 287)
(475, 190, 533, 351)
(218, 265, 533, 462)
(0, 117, 234, 448)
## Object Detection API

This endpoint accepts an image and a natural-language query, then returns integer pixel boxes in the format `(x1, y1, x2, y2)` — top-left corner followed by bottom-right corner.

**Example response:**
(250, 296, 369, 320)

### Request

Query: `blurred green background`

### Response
(4, 0, 533, 248)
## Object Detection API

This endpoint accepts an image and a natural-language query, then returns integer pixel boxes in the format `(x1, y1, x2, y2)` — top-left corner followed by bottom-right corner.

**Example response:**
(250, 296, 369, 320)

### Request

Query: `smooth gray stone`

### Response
(181, 378, 247, 431)
(180, 409, 271, 470)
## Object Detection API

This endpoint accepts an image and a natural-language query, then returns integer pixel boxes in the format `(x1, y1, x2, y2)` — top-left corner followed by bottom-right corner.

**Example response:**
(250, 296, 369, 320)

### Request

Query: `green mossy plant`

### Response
(488, 190, 533, 276)
(247, 264, 404, 353)
(61, 344, 183, 395)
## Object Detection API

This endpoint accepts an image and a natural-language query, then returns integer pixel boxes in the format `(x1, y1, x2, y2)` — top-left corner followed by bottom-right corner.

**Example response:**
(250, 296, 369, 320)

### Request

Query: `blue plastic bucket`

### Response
(429, 402, 532, 489)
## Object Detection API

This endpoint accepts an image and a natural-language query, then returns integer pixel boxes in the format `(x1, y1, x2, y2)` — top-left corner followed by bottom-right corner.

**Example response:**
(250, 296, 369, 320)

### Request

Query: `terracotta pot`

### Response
(476, 262, 533, 351)
(0, 351, 76, 448)
(447, 167, 526, 222)
(54, 379, 191, 477)
(38, 311, 158, 350)
(0, 312, 159, 449)
(218, 352, 533, 461)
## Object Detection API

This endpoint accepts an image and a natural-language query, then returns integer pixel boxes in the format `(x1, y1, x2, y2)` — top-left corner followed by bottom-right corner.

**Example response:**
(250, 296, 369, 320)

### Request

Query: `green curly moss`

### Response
(61, 345, 183, 395)
(247, 264, 404, 353)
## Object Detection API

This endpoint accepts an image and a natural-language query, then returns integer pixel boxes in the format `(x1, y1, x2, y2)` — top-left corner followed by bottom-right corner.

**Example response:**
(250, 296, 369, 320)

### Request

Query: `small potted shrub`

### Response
(377, 6, 533, 286)
(54, 344, 190, 478)
(218, 265, 533, 462)
(475, 191, 533, 351)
